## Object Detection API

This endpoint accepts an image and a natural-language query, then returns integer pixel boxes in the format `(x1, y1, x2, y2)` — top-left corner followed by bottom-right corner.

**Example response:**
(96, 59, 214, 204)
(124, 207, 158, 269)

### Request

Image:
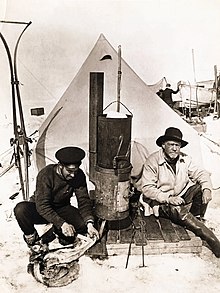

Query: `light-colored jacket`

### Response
(141, 149, 212, 204)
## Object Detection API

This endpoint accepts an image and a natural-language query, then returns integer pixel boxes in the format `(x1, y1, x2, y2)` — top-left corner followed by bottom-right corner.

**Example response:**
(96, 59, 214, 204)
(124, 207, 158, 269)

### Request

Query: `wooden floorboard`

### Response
(159, 217, 180, 243)
(172, 223, 191, 241)
(143, 215, 164, 241)
(105, 214, 202, 256)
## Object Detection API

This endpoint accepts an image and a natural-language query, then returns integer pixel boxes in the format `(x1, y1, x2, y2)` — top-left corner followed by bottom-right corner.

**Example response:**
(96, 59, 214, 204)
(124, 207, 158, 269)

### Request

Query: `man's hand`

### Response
(61, 222, 76, 237)
(202, 189, 212, 204)
(87, 223, 99, 240)
(168, 196, 185, 206)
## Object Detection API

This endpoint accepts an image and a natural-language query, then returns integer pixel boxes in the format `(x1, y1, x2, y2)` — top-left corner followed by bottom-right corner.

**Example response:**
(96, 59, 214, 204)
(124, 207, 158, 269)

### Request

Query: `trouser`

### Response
(159, 184, 220, 257)
(181, 183, 207, 218)
(159, 183, 207, 220)
(14, 201, 87, 244)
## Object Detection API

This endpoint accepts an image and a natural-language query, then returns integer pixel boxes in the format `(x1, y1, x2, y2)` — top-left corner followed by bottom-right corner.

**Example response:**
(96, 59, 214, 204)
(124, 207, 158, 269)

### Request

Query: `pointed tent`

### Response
(148, 77, 167, 93)
(35, 34, 203, 179)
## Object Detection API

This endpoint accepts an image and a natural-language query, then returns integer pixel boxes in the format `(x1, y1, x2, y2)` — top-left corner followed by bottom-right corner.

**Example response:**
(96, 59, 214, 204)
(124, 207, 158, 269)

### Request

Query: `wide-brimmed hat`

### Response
(156, 127, 188, 148)
(55, 146, 85, 165)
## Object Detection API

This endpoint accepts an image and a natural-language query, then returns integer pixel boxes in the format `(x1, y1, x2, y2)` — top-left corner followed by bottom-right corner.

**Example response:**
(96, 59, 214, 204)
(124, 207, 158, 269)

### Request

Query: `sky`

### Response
(0, 0, 220, 125)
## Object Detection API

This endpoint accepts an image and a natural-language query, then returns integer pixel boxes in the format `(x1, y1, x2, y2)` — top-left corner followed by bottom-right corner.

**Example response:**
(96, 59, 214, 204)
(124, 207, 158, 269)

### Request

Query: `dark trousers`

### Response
(14, 201, 87, 237)
(159, 183, 208, 223)
(158, 184, 220, 257)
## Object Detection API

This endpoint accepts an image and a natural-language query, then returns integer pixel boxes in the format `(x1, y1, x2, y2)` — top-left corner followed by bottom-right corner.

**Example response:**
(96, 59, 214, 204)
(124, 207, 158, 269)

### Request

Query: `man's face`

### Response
(61, 164, 79, 180)
(162, 140, 181, 160)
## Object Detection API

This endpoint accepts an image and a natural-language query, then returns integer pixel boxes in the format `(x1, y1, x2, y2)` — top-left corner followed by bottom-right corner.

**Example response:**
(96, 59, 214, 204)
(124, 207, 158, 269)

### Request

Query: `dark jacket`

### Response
(162, 87, 179, 107)
(30, 164, 94, 228)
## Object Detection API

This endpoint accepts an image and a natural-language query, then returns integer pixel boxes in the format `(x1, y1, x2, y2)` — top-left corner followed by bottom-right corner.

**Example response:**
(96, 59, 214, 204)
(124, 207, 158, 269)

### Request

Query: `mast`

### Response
(192, 49, 197, 84)
(214, 65, 219, 116)
(188, 80, 192, 121)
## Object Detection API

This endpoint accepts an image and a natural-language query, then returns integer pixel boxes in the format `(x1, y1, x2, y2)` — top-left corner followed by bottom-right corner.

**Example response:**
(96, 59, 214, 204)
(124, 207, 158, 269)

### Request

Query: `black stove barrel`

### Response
(89, 72, 132, 222)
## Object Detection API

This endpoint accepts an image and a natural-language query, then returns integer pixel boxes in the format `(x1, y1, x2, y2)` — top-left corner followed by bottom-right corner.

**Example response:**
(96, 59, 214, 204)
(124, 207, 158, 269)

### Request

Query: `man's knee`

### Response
(168, 203, 192, 222)
(14, 201, 29, 218)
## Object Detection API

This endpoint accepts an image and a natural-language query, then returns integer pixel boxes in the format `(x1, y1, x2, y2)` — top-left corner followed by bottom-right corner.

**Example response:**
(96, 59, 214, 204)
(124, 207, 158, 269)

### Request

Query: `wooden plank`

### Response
(134, 229, 147, 246)
(118, 228, 134, 244)
(172, 223, 191, 241)
(159, 217, 179, 243)
(107, 236, 202, 250)
(150, 236, 202, 247)
(107, 244, 202, 256)
(107, 230, 119, 244)
(106, 236, 203, 256)
(143, 215, 164, 241)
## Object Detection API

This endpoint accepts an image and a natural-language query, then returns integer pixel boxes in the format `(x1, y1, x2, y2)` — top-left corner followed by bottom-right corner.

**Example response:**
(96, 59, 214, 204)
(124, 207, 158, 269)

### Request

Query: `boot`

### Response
(41, 226, 56, 244)
(182, 213, 220, 258)
(24, 230, 49, 260)
(23, 230, 40, 246)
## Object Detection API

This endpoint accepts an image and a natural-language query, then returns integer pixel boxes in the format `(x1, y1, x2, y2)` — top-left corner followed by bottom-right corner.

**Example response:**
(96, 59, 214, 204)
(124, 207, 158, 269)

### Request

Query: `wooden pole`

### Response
(188, 80, 192, 120)
(214, 65, 218, 115)
(192, 49, 197, 84)
(116, 45, 122, 112)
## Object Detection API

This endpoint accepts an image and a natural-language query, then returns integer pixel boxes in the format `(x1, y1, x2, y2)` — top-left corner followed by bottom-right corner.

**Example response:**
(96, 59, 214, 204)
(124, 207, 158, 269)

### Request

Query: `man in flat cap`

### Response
(14, 146, 99, 255)
(139, 127, 220, 257)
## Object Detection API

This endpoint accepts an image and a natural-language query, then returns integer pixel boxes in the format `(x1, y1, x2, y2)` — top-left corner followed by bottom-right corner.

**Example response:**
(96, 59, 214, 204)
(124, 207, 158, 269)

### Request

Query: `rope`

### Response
(200, 135, 220, 190)
(0, 163, 15, 177)
(0, 146, 13, 158)
(18, 59, 56, 100)
(200, 133, 220, 148)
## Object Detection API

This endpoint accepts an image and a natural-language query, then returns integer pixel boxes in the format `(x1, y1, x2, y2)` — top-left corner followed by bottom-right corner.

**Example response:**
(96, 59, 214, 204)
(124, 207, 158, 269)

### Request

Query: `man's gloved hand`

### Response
(87, 222, 99, 240)
(168, 195, 185, 206)
(61, 222, 76, 237)
(202, 188, 212, 204)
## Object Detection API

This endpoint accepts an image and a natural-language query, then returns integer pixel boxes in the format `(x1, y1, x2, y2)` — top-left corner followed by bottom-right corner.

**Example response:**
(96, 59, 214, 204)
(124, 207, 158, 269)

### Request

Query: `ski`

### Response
(0, 21, 32, 200)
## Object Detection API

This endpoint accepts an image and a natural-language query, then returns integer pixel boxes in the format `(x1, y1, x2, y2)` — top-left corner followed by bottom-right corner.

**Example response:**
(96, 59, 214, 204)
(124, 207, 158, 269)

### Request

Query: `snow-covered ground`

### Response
(0, 116, 220, 293)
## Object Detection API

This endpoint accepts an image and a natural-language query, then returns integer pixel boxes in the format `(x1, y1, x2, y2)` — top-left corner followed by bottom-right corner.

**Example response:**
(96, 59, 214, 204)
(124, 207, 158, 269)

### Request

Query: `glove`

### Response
(61, 222, 76, 237)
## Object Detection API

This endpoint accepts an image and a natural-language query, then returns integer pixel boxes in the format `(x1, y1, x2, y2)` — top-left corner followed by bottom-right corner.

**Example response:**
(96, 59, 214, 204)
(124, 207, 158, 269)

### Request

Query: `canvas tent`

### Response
(148, 77, 167, 94)
(34, 34, 203, 181)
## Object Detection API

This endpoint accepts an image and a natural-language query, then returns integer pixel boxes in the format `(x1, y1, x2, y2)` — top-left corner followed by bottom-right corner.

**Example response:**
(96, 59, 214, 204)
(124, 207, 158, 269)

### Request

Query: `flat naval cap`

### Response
(55, 146, 85, 165)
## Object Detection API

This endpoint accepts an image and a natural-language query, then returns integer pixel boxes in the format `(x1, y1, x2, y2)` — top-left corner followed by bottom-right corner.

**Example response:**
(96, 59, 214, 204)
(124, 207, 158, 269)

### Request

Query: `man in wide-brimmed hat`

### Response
(140, 127, 220, 257)
(14, 146, 99, 254)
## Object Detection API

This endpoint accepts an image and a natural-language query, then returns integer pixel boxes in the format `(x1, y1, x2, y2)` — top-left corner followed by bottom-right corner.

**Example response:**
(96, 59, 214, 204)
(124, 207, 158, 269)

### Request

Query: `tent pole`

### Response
(116, 45, 122, 112)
